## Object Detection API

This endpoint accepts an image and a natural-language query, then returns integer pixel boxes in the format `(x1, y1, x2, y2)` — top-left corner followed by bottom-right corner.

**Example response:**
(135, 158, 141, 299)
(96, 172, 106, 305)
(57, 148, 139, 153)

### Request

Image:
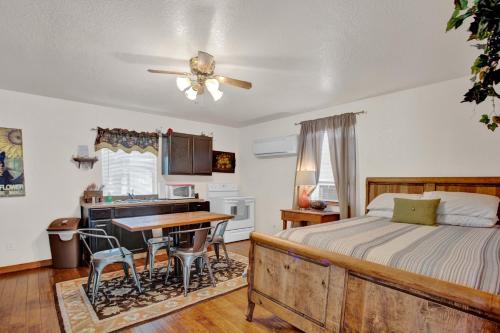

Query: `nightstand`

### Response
(281, 208, 340, 230)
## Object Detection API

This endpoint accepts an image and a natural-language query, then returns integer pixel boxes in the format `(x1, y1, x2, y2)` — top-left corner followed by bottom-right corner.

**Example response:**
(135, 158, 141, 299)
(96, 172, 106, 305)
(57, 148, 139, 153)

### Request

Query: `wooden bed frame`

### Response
(246, 177, 500, 332)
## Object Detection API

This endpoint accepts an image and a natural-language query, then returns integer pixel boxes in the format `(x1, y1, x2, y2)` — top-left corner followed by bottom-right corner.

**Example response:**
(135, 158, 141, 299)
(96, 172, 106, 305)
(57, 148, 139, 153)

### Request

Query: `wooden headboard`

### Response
(365, 177, 500, 218)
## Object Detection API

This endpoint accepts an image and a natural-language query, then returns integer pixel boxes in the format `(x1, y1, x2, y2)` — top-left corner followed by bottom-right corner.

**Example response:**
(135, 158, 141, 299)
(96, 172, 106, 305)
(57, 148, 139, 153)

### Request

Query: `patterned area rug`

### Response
(56, 252, 248, 333)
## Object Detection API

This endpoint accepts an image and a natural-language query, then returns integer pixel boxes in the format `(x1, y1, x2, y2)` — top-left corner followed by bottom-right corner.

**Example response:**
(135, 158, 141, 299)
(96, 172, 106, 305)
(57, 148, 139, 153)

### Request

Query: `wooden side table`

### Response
(281, 208, 341, 230)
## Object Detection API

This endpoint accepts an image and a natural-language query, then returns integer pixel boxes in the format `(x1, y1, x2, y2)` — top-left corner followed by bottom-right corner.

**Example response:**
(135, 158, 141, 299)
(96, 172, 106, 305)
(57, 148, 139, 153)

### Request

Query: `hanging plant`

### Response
(446, 0, 500, 131)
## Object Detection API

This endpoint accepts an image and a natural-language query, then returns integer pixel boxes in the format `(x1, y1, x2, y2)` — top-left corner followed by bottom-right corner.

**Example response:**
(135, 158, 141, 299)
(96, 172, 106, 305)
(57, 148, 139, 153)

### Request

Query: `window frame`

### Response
(100, 148, 158, 196)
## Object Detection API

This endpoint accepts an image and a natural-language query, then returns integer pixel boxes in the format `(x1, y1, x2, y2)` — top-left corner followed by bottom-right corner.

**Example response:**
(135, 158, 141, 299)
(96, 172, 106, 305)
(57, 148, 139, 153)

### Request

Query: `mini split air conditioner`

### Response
(252, 135, 298, 158)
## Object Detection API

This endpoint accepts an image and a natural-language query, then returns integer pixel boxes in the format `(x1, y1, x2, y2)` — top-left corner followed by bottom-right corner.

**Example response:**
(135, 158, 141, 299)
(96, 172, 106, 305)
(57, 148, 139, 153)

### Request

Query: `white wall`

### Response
(0, 89, 239, 267)
(3, 76, 500, 266)
(239, 77, 500, 235)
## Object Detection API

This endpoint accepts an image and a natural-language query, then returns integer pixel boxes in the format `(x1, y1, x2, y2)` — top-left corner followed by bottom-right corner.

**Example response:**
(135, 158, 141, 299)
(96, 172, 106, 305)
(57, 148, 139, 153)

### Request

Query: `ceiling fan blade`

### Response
(215, 75, 252, 89)
(147, 69, 190, 76)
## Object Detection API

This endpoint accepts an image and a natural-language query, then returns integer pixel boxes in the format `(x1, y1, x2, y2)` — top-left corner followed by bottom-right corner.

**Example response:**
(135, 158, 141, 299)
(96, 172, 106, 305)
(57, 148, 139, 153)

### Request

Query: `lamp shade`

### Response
(295, 170, 316, 186)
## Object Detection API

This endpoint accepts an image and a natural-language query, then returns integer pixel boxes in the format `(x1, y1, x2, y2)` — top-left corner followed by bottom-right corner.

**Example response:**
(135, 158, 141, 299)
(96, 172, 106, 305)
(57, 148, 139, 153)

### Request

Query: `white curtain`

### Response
(325, 113, 357, 218)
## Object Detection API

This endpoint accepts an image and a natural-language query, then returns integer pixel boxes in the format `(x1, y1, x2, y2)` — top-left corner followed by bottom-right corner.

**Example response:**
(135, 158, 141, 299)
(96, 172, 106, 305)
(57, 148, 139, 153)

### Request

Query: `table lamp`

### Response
(296, 170, 316, 209)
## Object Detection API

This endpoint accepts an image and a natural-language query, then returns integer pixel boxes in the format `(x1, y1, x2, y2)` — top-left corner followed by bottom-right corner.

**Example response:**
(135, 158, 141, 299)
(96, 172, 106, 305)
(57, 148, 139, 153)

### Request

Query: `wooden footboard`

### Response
(246, 232, 500, 333)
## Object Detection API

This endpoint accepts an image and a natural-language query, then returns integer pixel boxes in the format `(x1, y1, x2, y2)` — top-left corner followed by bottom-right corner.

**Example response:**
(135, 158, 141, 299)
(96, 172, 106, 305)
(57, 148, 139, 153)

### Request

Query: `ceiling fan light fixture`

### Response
(176, 77, 191, 91)
(185, 86, 197, 100)
(209, 88, 223, 102)
(204, 78, 219, 93)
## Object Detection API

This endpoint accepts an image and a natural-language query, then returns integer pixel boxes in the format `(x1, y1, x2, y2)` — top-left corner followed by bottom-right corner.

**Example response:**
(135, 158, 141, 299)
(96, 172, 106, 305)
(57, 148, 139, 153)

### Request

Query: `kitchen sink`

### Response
(113, 198, 164, 204)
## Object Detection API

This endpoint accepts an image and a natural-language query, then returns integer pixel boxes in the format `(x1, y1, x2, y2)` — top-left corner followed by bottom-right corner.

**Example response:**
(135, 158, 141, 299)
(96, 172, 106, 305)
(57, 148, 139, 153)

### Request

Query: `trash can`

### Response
(47, 218, 81, 268)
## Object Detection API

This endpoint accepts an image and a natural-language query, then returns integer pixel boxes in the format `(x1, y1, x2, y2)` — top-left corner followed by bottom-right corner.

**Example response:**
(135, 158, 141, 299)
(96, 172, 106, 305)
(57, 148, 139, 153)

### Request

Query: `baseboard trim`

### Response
(0, 259, 52, 275)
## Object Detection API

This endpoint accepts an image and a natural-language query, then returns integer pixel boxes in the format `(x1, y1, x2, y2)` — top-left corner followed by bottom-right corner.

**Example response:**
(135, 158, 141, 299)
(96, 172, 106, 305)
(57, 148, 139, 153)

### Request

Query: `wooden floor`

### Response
(0, 241, 300, 333)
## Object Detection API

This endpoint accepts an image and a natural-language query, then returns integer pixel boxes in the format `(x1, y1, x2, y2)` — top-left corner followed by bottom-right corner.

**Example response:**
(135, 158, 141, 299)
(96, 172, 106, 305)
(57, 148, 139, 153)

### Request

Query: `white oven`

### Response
(207, 184, 255, 243)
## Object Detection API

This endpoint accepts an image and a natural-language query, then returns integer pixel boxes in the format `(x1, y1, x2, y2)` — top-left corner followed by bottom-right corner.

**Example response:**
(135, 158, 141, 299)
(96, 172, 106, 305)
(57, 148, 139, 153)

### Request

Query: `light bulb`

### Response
(209, 88, 223, 102)
(176, 77, 191, 91)
(185, 86, 197, 100)
(204, 78, 219, 93)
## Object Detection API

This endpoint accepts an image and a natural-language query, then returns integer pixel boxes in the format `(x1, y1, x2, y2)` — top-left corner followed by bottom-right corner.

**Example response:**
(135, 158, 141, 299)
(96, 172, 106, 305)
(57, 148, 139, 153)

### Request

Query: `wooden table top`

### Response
(112, 211, 234, 232)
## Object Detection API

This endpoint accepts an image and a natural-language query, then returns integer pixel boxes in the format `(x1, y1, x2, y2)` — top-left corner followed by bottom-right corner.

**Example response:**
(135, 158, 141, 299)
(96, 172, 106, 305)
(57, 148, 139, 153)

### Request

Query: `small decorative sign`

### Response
(212, 151, 236, 173)
(0, 127, 25, 197)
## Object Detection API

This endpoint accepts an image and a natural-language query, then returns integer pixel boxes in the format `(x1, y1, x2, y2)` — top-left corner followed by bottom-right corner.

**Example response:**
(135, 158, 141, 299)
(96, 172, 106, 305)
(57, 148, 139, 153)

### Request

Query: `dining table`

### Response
(112, 211, 234, 276)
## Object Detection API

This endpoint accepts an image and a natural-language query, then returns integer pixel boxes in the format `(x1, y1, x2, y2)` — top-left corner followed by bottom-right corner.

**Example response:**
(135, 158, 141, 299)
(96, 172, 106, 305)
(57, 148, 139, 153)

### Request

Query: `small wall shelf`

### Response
(72, 156, 98, 169)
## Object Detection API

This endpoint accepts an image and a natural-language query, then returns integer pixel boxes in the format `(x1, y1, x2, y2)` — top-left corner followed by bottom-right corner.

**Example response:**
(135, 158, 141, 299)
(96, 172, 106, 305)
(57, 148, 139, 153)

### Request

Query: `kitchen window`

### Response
(310, 132, 338, 202)
(101, 148, 157, 195)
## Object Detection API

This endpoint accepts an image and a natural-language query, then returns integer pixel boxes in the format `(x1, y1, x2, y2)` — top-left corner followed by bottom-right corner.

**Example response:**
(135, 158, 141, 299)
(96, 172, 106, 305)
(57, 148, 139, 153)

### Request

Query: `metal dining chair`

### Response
(143, 229, 173, 280)
(207, 220, 230, 266)
(165, 226, 216, 296)
(78, 228, 142, 304)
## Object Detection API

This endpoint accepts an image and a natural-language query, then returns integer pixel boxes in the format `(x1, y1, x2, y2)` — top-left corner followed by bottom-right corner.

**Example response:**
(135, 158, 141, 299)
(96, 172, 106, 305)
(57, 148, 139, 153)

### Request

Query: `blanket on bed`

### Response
(276, 215, 500, 294)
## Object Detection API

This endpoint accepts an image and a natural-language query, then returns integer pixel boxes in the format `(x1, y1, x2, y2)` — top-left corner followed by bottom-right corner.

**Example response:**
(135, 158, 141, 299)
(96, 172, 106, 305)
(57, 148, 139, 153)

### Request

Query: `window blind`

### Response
(101, 148, 157, 195)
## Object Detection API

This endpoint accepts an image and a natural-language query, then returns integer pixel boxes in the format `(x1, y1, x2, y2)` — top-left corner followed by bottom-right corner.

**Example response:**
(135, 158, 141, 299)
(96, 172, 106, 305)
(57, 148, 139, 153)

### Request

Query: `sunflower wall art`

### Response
(0, 128, 25, 197)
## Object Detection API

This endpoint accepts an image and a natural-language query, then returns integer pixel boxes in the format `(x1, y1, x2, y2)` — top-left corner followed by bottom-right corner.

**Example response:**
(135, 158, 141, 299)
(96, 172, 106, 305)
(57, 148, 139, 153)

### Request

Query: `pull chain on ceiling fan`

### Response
(148, 51, 252, 102)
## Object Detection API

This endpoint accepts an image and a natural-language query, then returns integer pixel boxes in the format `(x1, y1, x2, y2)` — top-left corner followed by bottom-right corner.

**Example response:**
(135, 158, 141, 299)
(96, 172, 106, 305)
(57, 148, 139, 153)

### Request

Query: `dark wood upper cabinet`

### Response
(193, 135, 213, 175)
(162, 132, 213, 175)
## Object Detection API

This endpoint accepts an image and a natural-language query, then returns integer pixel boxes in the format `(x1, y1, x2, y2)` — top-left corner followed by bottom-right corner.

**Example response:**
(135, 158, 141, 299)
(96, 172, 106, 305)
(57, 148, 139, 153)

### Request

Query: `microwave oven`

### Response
(165, 184, 196, 199)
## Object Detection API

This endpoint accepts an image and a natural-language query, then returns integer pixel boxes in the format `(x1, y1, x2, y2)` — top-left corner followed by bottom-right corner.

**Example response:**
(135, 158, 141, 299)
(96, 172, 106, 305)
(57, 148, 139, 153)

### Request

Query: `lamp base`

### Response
(298, 188, 311, 209)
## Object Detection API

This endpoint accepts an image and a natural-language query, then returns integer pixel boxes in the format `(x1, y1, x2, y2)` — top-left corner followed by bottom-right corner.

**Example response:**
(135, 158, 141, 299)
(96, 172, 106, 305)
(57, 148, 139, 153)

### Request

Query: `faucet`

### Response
(128, 189, 135, 200)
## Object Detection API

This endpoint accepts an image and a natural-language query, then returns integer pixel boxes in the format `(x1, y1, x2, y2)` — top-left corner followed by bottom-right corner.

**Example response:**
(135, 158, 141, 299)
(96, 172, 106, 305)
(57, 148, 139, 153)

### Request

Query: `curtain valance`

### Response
(94, 127, 159, 155)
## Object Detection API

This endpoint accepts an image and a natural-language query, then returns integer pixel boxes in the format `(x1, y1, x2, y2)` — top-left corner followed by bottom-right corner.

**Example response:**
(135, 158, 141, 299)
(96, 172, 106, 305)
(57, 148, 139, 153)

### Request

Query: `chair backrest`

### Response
(77, 228, 121, 256)
(213, 221, 228, 237)
(152, 228, 163, 238)
(192, 227, 212, 252)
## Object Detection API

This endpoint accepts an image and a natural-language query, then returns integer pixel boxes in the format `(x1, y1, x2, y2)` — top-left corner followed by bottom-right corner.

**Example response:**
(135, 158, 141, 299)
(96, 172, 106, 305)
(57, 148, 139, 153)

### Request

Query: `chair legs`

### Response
(125, 256, 142, 294)
(203, 254, 216, 287)
(166, 254, 217, 296)
(146, 243, 170, 280)
(91, 269, 102, 304)
(213, 243, 220, 260)
(221, 242, 230, 267)
(148, 245, 156, 280)
(165, 256, 173, 283)
(86, 263, 94, 294)
(182, 258, 193, 297)
(122, 262, 130, 279)
(87, 255, 142, 305)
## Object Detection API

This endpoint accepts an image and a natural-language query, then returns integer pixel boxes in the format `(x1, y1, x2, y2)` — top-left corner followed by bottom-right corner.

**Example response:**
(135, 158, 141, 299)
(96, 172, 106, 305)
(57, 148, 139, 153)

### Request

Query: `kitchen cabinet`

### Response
(81, 201, 210, 264)
(162, 132, 212, 175)
(193, 135, 213, 175)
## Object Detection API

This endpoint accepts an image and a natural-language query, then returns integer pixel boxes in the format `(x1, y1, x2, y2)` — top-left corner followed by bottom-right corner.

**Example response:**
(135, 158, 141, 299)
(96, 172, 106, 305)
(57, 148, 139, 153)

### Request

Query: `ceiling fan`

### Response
(147, 51, 252, 102)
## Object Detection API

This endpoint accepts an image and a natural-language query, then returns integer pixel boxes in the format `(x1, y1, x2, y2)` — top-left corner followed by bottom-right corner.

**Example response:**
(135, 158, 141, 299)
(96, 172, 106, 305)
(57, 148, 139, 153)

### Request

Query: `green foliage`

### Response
(447, 0, 500, 131)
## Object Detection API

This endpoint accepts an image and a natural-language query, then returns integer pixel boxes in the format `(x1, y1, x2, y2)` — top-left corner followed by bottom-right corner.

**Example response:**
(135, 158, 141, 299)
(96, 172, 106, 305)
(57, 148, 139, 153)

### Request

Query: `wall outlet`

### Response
(6, 242, 15, 251)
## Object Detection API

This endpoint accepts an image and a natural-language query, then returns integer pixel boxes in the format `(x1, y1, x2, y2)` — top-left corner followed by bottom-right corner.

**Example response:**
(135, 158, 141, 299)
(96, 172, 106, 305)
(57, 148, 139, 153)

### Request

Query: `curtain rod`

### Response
(90, 127, 163, 133)
(294, 110, 366, 126)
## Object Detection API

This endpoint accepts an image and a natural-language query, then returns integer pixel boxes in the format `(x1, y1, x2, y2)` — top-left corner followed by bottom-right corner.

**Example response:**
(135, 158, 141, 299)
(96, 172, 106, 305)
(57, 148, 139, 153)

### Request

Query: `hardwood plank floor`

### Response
(0, 241, 300, 333)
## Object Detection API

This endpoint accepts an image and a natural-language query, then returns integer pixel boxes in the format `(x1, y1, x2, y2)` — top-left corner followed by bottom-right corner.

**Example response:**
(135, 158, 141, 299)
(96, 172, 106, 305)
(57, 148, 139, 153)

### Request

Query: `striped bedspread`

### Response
(276, 216, 500, 294)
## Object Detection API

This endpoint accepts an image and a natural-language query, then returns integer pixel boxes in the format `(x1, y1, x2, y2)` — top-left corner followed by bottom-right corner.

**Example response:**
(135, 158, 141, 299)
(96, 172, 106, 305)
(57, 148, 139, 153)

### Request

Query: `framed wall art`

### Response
(0, 128, 25, 197)
(212, 150, 236, 173)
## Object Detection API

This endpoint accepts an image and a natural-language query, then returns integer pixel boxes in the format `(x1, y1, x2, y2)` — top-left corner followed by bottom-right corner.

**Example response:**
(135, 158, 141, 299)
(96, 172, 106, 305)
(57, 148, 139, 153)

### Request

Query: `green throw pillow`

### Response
(391, 198, 441, 226)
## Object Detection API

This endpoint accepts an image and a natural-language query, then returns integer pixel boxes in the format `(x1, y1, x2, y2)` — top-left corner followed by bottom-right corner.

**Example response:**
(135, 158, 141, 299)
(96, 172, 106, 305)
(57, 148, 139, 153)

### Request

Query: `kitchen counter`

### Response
(81, 198, 205, 209)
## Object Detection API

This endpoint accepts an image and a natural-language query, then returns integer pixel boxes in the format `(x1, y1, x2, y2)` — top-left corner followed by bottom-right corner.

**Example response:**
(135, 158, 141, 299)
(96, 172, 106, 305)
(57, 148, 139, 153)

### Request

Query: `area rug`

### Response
(56, 252, 248, 333)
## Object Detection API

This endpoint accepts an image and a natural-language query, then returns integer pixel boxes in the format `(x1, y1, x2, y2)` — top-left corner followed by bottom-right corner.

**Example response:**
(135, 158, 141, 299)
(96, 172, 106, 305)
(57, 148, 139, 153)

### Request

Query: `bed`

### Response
(246, 177, 500, 333)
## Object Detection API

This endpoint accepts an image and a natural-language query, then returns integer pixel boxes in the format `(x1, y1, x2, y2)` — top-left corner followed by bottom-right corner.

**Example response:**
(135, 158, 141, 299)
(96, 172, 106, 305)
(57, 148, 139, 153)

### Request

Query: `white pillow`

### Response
(436, 214, 497, 228)
(367, 193, 423, 211)
(422, 191, 499, 220)
(366, 210, 393, 218)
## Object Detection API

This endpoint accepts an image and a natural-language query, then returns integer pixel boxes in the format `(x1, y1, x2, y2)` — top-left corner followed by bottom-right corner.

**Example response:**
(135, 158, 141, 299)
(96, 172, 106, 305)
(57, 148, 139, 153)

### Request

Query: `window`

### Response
(310, 132, 338, 202)
(101, 149, 157, 195)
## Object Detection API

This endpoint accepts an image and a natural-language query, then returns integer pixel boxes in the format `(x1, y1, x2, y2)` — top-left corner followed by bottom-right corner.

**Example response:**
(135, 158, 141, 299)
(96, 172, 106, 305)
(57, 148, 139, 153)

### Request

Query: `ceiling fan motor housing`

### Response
(190, 56, 215, 76)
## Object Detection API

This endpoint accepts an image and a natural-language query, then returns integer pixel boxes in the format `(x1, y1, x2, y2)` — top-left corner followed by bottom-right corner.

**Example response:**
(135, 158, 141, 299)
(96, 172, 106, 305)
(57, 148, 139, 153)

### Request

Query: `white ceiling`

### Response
(0, 1, 476, 127)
